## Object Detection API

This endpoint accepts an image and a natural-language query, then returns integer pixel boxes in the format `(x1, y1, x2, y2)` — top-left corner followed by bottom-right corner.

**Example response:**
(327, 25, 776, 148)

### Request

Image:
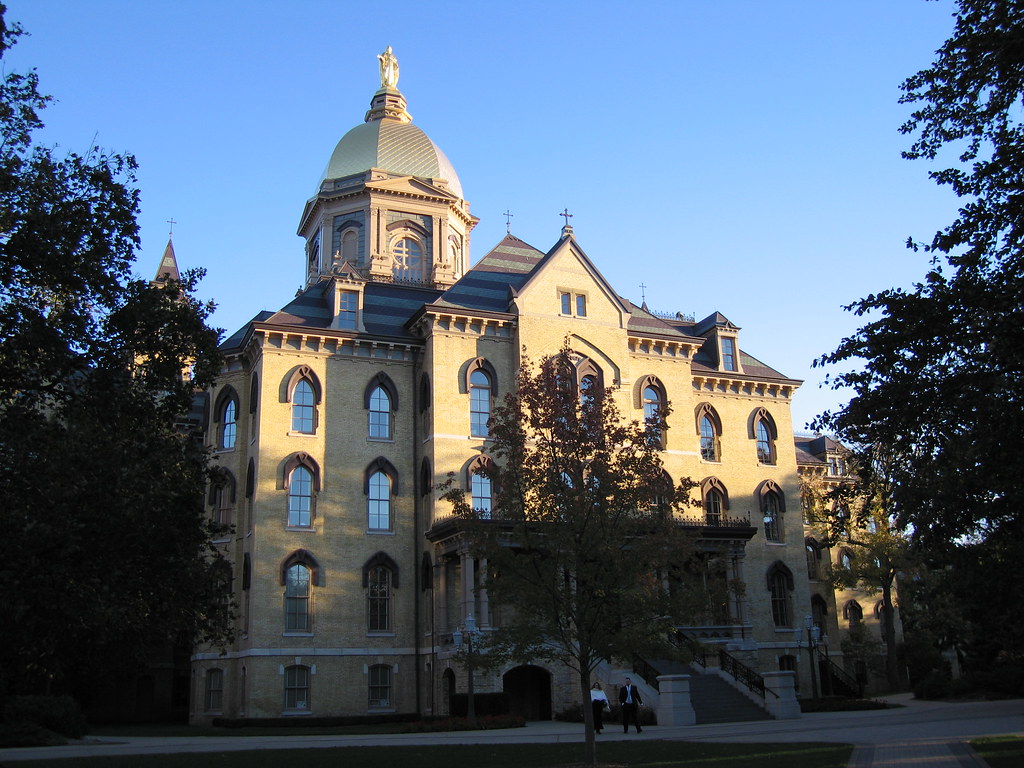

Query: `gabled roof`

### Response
(430, 234, 546, 313)
(152, 239, 180, 284)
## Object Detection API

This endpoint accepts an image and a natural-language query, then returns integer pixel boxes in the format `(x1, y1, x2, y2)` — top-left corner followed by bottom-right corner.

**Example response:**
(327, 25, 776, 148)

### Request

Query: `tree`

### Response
(807, 445, 917, 691)
(442, 345, 705, 767)
(812, 0, 1024, 548)
(0, 8, 231, 703)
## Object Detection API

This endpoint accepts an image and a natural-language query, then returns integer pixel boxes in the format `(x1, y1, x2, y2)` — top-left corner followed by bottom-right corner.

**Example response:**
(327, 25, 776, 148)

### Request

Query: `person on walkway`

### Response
(619, 677, 643, 733)
(590, 682, 609, 734)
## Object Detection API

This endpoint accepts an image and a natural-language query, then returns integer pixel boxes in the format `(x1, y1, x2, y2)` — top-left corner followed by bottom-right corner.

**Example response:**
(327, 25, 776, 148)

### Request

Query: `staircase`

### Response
(642, 657, 772, 724)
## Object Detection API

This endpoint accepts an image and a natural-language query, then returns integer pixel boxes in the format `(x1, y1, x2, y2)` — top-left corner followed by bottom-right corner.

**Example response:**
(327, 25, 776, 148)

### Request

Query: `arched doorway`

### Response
(503, 665, 552, 721)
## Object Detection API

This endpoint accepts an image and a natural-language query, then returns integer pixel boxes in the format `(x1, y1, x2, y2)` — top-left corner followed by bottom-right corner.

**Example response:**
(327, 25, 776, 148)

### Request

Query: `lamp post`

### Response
(803, 615, 820, 700)
(821, 632, 832, 696)
(453, 614, 481, 723)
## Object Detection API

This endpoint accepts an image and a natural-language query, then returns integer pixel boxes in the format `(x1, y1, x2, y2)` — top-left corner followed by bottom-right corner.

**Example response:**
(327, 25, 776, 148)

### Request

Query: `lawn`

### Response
(970, 736, 1024, 768)
(18, 740, 853, 768)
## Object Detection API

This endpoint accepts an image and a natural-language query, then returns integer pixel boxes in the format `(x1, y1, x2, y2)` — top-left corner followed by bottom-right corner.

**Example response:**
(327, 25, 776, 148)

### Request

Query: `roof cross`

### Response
(503, 209, 514, 234)
(166, 217, 177, 239)
(640, 283, 647, 304)
(560, 207, 573, 227)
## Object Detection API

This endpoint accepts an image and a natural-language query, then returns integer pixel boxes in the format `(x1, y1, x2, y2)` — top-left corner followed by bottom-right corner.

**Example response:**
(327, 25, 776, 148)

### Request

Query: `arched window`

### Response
(468, 457, 495, 519)
(368, 664, 392, 708)
(392, 237, 423, 282)
(701, 477, 729, 526)
(767, 562, 794, 627)
(839, 548, 855, 570)
(470, 370, 492, 437)
(365, 373, 398, 440)
(751, 408, 777, 465)
(287, 465, 313, 527)
(695, 403, 722, 461)
(284, 563, 311, 631)
(875, 601, 890, 637)
(640, 379, 665, 446)
(805, 538, 822, 580)
(342, 229, 358, 263)
(759, 481, 786, 542)
(204, 669, 224, 712)
(365, 458, 398, 532)
(812, 595, 828, 630)
(284, 665, 311, 711)
(369, 386, 392, 439)
(292, 379, 316, 434)
(210, 470, 236, 527)
(220, 399, 237, 449)
(844, 600, 863, 625)
(367, 565, 392, 632)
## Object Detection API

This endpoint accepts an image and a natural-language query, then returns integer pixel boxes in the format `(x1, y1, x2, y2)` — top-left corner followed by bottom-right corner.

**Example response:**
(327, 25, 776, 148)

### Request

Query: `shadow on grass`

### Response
(970, 736, 1024, 768)
(20, 740, 854, 768)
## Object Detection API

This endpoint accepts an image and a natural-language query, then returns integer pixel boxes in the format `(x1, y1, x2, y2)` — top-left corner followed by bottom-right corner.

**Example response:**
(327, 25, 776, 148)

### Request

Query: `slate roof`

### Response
(793, 434, 843, 466)
(431, 234, 546, 313)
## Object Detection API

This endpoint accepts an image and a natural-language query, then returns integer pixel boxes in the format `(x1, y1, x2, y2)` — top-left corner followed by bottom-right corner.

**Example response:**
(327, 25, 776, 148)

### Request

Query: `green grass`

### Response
(13, 740, 853, 768)
(970, 736, 1024, 768)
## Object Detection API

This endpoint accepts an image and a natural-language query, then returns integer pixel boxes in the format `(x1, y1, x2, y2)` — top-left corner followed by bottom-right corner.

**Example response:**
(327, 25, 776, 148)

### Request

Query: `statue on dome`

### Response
(378, 46, 399, 89)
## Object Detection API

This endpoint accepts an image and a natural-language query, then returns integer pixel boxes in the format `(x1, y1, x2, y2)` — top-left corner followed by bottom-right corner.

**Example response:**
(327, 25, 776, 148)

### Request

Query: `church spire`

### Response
(152, 238, 181, 285)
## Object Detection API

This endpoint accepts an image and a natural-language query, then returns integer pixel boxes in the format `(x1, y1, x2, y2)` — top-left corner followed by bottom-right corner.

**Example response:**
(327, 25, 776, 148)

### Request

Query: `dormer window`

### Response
(721, 337, 738, 371)
(338, 290, 358, 329)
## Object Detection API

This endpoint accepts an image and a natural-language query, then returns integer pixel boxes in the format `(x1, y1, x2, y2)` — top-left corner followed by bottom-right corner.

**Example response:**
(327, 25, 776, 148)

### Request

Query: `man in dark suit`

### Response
(618, 676, 643, 733)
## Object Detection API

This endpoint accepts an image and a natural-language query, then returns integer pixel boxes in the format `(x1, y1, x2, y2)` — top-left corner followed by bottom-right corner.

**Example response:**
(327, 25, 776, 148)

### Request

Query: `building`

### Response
(190, 50, 893, 723)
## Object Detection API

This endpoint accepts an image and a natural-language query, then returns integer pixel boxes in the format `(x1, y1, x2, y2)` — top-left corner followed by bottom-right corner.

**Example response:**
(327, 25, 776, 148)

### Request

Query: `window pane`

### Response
(721, 337, 737, 371)
(369, 664, 391, 708)
(575, 294, 587, 317)
(368, 471, 391, 529)
(392, 238, 422, 281)
(288, 466, 312, 527)
(560, 292, 571, 314)
(285, 565, 310, 631)
(369, 386, 392, 439)
(221, 400, 237, 449)
(368, 566, 391, 632)
(770, 573, 791, 627)
(764, 494, 781, 542)
(705, 490, 722, 525)
(285, 666, 310, 710)
(292, 380, 315, 433)
(756, 421, 773, 464)
(205, 669, 223, 711)
(471, 472, 492, 518)
(339, 290, 358, 330)
(700, 415, 717, 461)
(470, 370, 491, 437)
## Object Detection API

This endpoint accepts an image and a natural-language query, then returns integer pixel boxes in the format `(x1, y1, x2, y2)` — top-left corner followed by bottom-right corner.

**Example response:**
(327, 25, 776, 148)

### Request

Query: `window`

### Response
(580, 374, 598, 409)
(284, 665, 310, 711)
(292, 379, 315, 433)
(575, 294, 587, 317)
(844, 600, 863, 626)
(721, 337, 737, 371)
(205, 669, 224, 712)
(752, 409, 777, 465)
(471, 469, 492, 518)
(559, 291, 588, 317)
(641, 380, 664, 446)
(285, 564, 311, 631)
(367, 566, 391, 632)
(767, 563, 794, 627)
(368, 470, 391, 530)
(705, 488, 723, 526)
(701, 478, 729, 526)
(695, 403, 722, 461)
(220, 400, 237, 449)
(369, 386, 392, 439)
(805, 539, 821, 580)
(369, 664, 392, 708)
(763, 491, 782, 541)
(342, 229, 358, 263)
(392, 237, 423, 281)
(338, 290, 358, 330)
(560, 292, 571, 314)
(470, 370, 492, 437)
(288, 465, 313, 527)
(213, 481, 233, 527)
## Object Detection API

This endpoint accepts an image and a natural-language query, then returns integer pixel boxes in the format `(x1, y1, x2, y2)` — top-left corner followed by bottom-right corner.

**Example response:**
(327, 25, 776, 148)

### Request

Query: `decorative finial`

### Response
(640, 283, 647, 304)
(167, 217, 177, 239)
(560, 208, 573, 227)
(378, 46, 399, 89)
(503, 209, 514, 234)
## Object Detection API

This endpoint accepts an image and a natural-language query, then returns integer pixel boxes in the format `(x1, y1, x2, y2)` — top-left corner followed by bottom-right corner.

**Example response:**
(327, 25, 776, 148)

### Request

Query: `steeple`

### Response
(152, 238, 181, 285)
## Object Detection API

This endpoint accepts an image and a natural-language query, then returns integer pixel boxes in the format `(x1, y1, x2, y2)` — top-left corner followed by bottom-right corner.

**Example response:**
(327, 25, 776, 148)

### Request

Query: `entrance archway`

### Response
(502, 665, 552, 721)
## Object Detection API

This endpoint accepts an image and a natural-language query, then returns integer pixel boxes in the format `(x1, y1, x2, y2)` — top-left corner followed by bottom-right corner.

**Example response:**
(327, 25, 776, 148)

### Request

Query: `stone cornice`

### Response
(692, 373, 801, 401)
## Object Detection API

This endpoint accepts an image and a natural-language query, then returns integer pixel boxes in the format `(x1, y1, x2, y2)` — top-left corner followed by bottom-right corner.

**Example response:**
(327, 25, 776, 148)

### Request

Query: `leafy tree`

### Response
(442, 345, 706, 767)
(812, 0, 1024, 679)
(0, 8, 231, 703)
(812, 0, 1024, 548)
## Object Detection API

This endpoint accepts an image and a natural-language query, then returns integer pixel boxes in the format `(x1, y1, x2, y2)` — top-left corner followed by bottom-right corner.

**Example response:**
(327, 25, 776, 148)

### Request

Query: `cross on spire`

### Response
(560, 207, 573, 227)
(166, 217, 177, 239)
(503, 209, 514, 234)
(640, 283, 647, 303)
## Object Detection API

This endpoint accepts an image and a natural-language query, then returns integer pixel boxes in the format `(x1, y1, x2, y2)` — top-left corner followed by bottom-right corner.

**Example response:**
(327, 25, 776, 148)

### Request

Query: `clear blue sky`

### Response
(5, 0, 959, 430)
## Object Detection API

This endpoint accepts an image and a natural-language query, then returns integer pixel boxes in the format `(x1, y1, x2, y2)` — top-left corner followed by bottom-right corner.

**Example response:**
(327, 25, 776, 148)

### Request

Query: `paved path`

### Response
(0, 694, 1020, 766)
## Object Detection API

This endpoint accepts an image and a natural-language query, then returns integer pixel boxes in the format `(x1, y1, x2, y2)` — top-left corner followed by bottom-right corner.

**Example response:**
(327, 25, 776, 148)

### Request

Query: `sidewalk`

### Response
(0, 694, 1020, 766)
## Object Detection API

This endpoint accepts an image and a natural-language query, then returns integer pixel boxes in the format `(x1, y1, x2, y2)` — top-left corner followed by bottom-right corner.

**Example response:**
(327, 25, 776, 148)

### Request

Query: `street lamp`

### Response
(803, 615, 821, 700)
(453, 614, 482, 723)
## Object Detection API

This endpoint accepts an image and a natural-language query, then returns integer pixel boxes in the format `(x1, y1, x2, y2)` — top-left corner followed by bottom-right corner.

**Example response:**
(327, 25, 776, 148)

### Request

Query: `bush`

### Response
(2, 695, 87, 739)
(966, 665, 1024, 697)
(554, 702, 583, 723)
(914, 669, 953, 700)
(449, 692, 510, 718)
(0, 721, 67, 748)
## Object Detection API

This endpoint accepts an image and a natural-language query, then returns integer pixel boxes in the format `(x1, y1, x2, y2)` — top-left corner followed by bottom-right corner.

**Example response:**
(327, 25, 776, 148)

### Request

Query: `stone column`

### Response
(762, 671, 801, 719)
(655, 674, 696, 726)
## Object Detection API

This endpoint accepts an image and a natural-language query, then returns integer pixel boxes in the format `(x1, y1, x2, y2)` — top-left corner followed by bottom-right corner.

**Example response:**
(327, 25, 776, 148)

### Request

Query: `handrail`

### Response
(718, 649, 778, 699)
(817, 647, 863, 697)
